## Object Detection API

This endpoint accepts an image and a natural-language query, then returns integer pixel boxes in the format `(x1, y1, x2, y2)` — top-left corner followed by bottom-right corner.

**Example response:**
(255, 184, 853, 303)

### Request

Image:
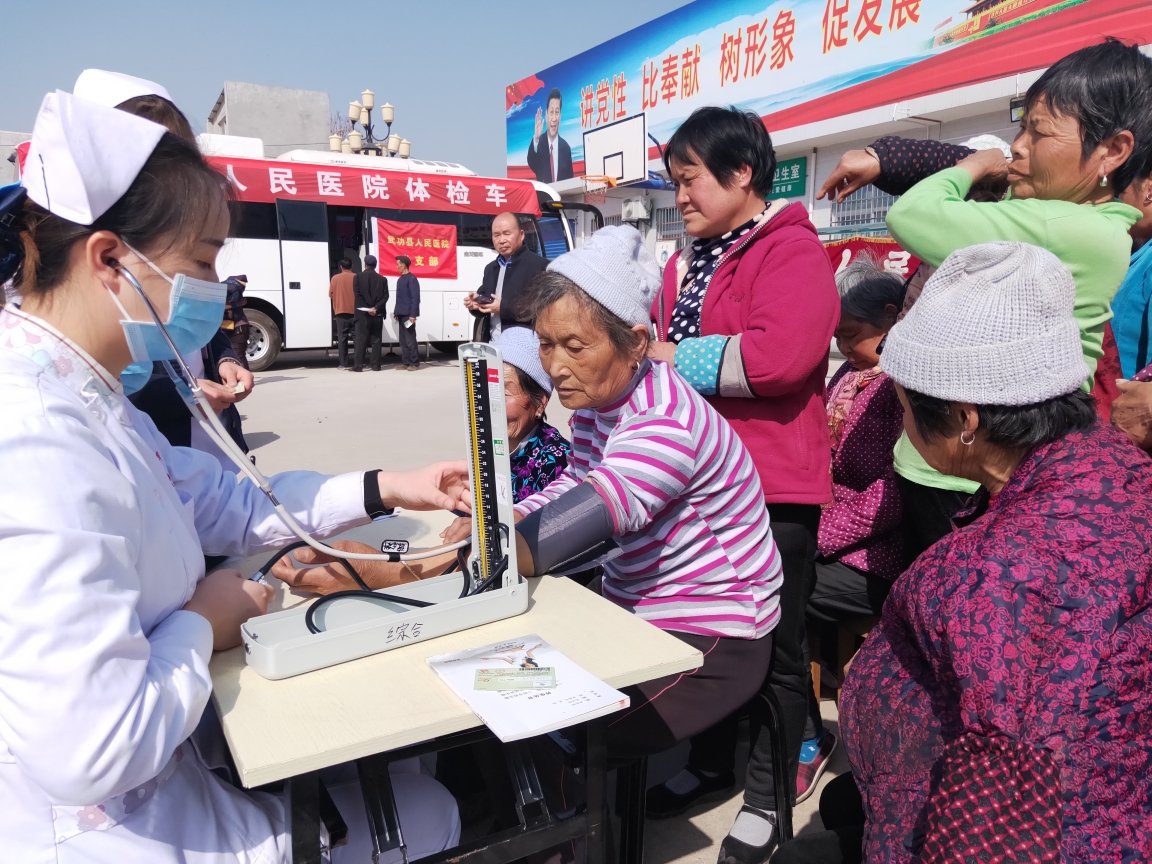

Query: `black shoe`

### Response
(371, 367, 382, 372)
(717, 807, 778, 864)
(645, 767, 735, 819)
(349, 367, 363, 373)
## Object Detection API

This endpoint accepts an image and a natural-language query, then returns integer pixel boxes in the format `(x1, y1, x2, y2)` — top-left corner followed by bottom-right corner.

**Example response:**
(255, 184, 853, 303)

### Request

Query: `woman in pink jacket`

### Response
(644, 106, 840, 864)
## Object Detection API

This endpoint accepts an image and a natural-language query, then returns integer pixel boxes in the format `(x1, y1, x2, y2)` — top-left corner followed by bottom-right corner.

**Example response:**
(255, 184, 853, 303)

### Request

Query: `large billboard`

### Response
(505, 0, 1149, 180)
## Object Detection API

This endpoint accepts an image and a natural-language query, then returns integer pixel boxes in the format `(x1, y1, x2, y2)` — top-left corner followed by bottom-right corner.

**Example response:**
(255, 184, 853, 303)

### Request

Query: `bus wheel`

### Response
(245, 310, 282, 372)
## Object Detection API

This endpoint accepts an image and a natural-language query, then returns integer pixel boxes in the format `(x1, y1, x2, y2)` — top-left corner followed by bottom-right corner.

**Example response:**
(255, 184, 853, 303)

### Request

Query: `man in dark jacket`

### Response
(394, 255, 421, 370)
(465, 212, 547, 342)
(128, 329, 253, 456)
(352, 254, 389, 372)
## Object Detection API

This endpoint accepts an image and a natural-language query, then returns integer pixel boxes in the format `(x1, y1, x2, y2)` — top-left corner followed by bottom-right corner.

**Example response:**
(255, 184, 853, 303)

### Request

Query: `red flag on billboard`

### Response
(377, 219, 458, 279)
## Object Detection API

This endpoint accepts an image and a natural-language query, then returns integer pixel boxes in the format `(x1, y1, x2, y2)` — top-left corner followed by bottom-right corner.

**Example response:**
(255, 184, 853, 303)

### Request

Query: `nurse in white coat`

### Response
(0, 92, 461, 863)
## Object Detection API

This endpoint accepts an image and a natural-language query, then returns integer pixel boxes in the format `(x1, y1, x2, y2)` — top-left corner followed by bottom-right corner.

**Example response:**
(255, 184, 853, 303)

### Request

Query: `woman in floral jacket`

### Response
(831, 242, 1152, 863)
(796, 253, 906, 802)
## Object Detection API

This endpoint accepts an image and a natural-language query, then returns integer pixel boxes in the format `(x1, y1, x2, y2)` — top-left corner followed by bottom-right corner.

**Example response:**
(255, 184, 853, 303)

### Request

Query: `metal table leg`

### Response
(585, 717, 609, 864)
(615, 757, 648, 864)
(290, 771, 322, 864)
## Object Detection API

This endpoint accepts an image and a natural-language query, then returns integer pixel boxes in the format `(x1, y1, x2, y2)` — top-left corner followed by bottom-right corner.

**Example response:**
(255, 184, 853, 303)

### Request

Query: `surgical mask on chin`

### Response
(107, 244, 226, 395)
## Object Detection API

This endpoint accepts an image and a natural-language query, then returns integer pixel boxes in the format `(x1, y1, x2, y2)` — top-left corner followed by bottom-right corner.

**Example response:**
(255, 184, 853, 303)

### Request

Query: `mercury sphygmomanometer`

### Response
(115, 262, 525, 679)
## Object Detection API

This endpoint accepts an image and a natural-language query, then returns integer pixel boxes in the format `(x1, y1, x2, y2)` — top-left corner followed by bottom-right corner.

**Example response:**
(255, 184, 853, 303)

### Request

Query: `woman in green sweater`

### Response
(883, 39, 1152, 560)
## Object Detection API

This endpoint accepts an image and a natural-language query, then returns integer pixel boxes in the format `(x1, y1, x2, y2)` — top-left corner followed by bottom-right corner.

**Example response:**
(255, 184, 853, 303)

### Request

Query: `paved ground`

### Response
(240, 345, 850, 862)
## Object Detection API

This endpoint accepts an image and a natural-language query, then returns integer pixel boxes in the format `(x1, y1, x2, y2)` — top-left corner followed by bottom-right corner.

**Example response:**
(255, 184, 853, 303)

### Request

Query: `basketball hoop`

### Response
(582, 174, 616, 205)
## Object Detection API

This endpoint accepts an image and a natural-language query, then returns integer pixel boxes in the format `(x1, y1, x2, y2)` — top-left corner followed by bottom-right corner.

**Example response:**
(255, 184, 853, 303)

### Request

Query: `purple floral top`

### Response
(841, 422, 1152, 862)
(818, 362, 904, 578)
(510, 421, 570, 503)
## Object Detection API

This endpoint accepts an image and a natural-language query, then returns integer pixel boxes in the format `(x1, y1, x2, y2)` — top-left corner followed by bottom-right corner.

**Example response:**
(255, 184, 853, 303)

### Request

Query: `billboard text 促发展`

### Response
(505, 0, 1148, 182)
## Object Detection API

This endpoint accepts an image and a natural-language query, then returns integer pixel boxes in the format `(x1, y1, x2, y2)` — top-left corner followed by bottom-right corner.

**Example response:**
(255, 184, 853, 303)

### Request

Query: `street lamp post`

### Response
(338, 89, 410, 158)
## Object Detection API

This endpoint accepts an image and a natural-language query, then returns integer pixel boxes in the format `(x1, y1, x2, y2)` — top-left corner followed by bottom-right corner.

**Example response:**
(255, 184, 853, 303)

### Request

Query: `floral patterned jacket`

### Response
(510, 421, 570, 503)
(818, 362, 904, 579)
(841, 421, 1152, 863)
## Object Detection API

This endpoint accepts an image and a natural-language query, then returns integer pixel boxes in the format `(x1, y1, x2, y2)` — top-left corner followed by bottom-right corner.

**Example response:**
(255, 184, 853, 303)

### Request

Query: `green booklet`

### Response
(474, 667, 557, 690)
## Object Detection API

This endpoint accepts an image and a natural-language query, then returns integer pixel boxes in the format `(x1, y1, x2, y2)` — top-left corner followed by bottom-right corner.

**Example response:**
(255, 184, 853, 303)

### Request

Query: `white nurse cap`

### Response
(21, 91, 167, 226)
(74, 68, 171, 107)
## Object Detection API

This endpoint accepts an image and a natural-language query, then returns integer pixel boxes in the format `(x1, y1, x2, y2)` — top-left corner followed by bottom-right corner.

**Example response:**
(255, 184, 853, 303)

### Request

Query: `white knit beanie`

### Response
(546, 225, 661, 326)
(497, 326, 552, 393)
(881, 242, 1088, 405)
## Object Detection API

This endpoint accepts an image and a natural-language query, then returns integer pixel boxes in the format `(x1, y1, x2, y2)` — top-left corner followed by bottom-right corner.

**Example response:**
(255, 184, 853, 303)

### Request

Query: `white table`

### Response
(209, 525, 702, 863)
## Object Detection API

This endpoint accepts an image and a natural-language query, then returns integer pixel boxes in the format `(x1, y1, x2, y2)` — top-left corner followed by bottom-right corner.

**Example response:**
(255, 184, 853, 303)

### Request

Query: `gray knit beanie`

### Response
(880, 242, 1088, 405)
(497, 326, 552, 393)
(546, 225, 661, 326)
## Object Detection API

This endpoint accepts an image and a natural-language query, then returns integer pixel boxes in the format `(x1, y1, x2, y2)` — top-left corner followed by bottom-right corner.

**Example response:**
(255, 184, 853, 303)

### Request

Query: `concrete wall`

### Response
(1, 131, 32, 184)
(209, 82, 330, 158)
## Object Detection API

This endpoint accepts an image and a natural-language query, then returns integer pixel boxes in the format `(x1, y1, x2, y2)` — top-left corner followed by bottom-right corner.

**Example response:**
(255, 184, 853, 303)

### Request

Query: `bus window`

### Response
(517, 216, 543, 256)
(536, 216, 569, 260)
(229, 202, 278, 240)
(459, 214, 495, 249)
(277, 200, 328, 242)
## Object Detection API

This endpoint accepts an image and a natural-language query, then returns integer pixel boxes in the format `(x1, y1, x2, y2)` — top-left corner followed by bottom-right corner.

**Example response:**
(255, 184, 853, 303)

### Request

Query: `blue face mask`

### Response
(108, 245, 227, 395)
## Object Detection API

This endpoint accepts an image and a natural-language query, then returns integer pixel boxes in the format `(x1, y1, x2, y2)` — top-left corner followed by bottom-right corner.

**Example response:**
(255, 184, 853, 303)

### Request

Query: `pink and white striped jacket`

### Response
(515, 359, 781, 640)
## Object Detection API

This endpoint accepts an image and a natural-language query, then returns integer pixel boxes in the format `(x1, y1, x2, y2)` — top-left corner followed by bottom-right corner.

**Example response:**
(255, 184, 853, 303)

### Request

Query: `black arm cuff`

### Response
(363, 469, 395, 520)
(517, 482, 616, 577)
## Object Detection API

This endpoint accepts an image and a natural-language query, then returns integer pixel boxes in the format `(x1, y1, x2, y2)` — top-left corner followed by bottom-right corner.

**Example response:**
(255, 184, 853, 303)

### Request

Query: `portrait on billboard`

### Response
(527, 88, 574, 184)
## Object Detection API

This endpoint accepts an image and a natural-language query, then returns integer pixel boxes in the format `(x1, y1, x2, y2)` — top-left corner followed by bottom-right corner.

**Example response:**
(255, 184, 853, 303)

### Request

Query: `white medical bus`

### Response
(204, 146, 582, 370)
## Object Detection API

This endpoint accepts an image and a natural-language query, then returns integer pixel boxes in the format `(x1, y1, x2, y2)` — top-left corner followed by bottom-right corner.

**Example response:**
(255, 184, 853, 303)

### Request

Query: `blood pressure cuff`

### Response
(517, 482, 618, 577)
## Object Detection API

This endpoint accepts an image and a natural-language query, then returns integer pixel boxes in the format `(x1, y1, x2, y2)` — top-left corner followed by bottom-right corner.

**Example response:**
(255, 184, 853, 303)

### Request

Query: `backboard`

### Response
(582, 113, 648, 187)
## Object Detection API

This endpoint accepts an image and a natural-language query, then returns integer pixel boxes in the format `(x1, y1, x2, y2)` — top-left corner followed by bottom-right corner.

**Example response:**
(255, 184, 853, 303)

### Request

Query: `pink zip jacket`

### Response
(651, 202, 839, 505)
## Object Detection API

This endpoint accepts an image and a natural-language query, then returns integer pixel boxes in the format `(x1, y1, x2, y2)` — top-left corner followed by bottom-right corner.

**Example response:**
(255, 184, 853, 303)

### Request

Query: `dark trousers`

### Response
(335, 313, 355, 367)
(228, 325, 250, 370)
(896, 476, 971, 563)
(687, 503, 820, 811)
(803, 559, 892, 740)
(355, 313, 383, 370)
(397, 316, 420, 367)
(609, 630, 773, 759)
(772, 773, 864, 864)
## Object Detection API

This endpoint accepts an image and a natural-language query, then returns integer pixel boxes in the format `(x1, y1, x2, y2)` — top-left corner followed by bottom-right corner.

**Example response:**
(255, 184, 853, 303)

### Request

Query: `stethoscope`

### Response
(112, 262, 469, 581)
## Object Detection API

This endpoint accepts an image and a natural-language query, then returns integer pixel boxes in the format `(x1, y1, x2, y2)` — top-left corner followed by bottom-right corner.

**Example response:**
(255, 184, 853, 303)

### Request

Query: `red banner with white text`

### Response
(823, 236, 920, 281)
(376, 220, 458, 279)
(206, 157, 540, 216)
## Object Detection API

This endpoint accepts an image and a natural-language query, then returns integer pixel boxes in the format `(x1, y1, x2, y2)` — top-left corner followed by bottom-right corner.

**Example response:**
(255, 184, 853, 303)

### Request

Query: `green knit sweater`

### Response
(886, 168, 1140, 492)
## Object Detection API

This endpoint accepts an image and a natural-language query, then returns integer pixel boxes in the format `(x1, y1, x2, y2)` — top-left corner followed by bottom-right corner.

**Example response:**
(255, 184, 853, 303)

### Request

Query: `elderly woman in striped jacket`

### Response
(499, 225, 783, 760)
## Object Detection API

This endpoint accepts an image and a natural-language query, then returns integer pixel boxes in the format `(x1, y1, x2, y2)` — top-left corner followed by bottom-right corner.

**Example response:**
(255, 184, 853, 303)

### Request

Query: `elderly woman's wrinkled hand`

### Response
(270, 540, 383, 594)
(440, 515, 472, 545)
(956, 148, 1010, 185)
(1111, 379, 1152, 450)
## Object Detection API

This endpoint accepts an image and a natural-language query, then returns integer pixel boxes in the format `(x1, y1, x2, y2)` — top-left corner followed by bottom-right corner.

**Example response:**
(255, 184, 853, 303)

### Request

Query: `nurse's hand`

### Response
(183, 569, 274, 651)
(377, 461, 471, 512)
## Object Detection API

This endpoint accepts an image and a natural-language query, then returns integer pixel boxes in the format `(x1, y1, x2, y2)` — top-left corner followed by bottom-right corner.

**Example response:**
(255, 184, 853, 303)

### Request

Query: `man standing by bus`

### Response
(394, 255, 421, 371)
(353, 254, 389, 372)
(465, 212, 547, 342)
(329, 257, 357, 370)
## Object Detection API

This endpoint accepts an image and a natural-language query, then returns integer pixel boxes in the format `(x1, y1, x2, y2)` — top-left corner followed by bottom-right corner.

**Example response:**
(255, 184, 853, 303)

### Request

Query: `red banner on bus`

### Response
(376, 219, 458, 280)
(206, 157, 540, 216)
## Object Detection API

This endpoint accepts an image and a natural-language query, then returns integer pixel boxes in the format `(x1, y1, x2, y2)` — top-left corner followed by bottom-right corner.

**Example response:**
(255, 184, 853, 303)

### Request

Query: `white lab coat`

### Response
(0, 309, 458, 863)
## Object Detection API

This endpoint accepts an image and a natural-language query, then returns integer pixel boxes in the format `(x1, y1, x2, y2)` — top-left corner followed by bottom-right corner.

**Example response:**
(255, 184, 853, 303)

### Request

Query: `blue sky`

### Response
(0, 0, 687, 178)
